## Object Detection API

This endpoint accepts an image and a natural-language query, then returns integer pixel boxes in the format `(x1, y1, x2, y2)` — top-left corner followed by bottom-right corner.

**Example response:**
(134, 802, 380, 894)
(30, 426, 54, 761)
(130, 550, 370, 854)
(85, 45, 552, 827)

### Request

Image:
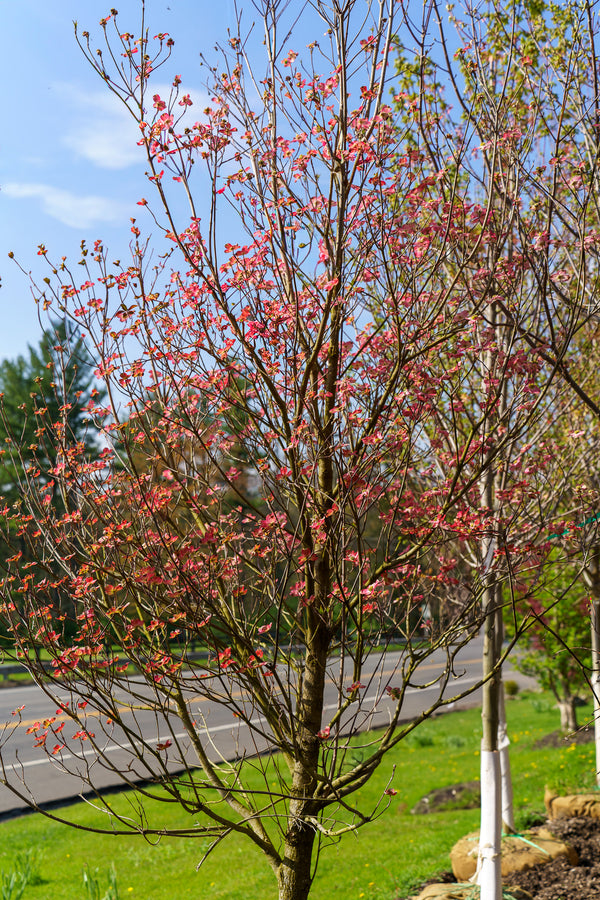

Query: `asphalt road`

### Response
(0, 635, 528, 818)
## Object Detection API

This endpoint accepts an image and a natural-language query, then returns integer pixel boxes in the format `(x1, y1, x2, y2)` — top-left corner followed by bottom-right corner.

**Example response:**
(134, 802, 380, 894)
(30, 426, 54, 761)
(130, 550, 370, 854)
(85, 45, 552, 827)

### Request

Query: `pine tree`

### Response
(0, 318, 102, 507)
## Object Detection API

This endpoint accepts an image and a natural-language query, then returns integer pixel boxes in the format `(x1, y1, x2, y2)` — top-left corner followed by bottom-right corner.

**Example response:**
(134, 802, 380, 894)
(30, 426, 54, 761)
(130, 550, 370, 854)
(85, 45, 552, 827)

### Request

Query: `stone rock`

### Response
(545, 787, 600, 819)
(450, 827, 577, 881)
(410, 882, 532, 900)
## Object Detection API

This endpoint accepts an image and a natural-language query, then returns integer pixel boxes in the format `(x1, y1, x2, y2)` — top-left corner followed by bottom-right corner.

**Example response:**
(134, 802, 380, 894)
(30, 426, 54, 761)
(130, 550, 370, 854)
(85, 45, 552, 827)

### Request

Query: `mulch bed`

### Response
(404, 725, 600, 898)
(407, 818, 600, 900)
(411, 780, 480, 814)
(534, 725, 595, 749)
(508, 816, 600, 899)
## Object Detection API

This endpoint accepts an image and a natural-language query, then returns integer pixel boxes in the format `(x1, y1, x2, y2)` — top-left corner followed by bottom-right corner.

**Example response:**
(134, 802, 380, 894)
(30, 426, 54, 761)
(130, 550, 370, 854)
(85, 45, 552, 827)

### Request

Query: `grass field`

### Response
(0, 690, 596, 900)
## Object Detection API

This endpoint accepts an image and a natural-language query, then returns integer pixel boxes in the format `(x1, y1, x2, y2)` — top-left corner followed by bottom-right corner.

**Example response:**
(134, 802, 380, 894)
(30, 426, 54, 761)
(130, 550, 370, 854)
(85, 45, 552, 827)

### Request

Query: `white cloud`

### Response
(54, 81, 210, 171)
(2, 182, 130, 229)
(56, 84, 142, 170)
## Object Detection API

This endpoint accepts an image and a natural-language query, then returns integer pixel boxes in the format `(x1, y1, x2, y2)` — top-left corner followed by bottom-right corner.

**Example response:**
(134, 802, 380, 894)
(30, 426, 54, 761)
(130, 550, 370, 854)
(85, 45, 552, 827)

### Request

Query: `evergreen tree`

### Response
(0, 319, 102, 508)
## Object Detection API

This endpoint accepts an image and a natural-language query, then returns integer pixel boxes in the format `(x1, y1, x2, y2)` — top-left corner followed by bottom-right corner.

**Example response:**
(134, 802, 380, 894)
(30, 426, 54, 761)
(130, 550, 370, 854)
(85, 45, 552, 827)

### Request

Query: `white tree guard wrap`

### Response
(591, 600, 600, 788)
(593, 669, 600, 787)
(498, 686, 515, 832)
(473, 748, 502, 900)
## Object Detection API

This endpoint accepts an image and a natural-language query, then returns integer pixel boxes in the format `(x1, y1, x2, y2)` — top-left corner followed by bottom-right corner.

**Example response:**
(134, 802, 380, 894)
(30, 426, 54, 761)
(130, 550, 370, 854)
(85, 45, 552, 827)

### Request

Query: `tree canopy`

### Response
(1, 2, 600, 900)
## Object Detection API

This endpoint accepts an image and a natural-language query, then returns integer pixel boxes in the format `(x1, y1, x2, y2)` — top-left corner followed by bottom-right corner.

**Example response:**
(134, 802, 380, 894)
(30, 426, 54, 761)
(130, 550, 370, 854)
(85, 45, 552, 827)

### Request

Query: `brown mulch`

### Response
(408, 818, 600, 900)
(534, 725, 595, 749)
(508, 816, 600, 899)
(411, 781, 480, 815)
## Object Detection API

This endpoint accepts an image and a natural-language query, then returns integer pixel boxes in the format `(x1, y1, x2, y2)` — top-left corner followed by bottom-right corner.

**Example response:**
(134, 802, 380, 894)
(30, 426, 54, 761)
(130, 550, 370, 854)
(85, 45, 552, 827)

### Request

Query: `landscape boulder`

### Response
(410, 882, 532, 900)
(545, 786, 600, 819)
(450, 827, 577, 881)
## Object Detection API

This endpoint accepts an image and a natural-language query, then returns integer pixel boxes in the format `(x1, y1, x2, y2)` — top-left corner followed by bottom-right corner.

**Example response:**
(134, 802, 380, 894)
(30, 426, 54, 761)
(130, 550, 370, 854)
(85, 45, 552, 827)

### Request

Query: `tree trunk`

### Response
(474, 450, 503, 900)
(497, 671, 515, 833)
(557, 693, 578, 733)
(277, 813, 317, 900)
(491, 602, 515, 833)
(276, 616, 329, 900)
(592, 597, 600, 786)
(587, 549, 600, 786)
(475, 600, 503, 900)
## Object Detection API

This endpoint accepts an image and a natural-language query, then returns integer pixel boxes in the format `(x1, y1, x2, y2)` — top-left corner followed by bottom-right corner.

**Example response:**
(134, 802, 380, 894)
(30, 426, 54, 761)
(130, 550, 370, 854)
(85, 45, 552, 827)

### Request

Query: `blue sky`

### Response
(0, 0, 241, 361)
(0, 1, 404, 362)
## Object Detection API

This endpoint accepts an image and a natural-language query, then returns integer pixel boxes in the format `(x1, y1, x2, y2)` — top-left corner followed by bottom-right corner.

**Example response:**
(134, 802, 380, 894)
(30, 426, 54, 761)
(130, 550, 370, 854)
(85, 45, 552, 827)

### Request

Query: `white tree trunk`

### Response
(495, 611, 514, 833)
(497, 678, 515, 832)
(584, 549, 600, 787)
(474, 440, 503, 900)
(557, 694, 578, 733)
(591, 597, 600, 786)
(473, 574, 503, 900)
(476, 748, 503, 899)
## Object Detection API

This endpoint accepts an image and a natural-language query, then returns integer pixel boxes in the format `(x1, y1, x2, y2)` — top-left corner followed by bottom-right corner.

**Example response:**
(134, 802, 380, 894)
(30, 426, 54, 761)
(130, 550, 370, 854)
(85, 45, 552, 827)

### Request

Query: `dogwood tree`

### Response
(0, 2, 597, 899)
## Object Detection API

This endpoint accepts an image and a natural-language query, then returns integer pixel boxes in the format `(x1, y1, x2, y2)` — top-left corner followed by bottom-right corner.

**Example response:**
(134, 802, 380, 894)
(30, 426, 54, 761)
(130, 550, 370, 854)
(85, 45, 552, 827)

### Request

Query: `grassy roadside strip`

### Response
(0, 691, 595, 900)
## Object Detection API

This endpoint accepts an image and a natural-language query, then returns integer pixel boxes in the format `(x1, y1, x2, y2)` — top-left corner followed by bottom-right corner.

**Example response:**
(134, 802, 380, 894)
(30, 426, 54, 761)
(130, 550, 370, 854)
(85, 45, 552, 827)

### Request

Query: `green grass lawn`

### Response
(0, 691, 596, 900)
